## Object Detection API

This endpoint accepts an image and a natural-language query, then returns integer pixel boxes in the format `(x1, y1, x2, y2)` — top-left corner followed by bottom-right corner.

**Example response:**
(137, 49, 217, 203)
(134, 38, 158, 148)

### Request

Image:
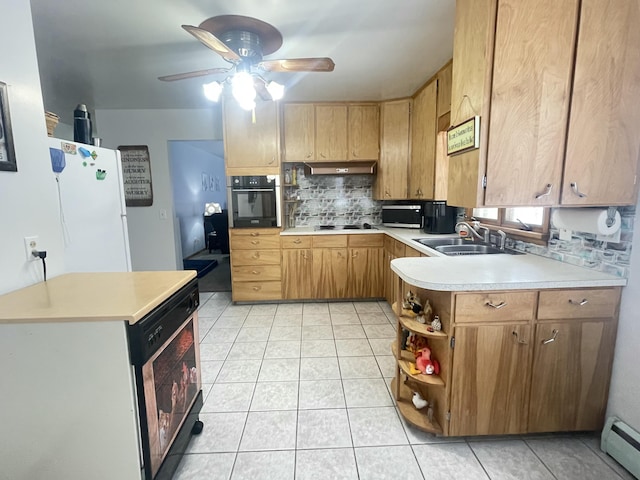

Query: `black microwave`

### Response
(382, 205, 423, 228)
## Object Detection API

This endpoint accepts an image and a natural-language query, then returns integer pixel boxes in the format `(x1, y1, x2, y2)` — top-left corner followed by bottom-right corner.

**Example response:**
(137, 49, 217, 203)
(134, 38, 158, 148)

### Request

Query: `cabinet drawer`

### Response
(230, 228, 281, 237)
(455, 291, 537, 323)
(231, 235, 281, 250)
(231, 249, 281, 266)
(281, 236, 313, 249)
(348, 234, 384, 247)
(313, 235, 348, 248)
(232, 265, 282, 282)
(538, 288, 620, 320)
(232, 281, 282, 301)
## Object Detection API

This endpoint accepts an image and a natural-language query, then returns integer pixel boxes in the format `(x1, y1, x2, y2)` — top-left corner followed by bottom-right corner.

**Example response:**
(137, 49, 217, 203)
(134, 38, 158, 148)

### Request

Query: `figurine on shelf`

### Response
(402, 291, 424, 321)
(419, 299, 433, 325)
(412, 391, 428, 410)
(406, 332, 428, 355)
(284, 169, 292, 184)
(430, 315, 442, 332)
(415, 347, 440, 375)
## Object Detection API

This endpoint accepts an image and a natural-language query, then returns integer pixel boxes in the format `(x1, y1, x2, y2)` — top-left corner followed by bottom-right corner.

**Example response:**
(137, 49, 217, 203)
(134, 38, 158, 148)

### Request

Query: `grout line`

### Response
(465, 439, 495, 480)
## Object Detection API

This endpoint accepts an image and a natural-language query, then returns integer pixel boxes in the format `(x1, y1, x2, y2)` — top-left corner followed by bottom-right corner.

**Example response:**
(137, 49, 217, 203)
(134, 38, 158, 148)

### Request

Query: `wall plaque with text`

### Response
(118, 145, 153, 207)
(447, 116, 480, 156)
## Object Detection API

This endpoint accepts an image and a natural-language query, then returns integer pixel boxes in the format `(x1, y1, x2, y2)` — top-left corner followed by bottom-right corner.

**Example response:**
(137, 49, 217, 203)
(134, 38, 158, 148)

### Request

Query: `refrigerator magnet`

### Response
(96, 169, 106, 180)
(61, 141, 77, 155)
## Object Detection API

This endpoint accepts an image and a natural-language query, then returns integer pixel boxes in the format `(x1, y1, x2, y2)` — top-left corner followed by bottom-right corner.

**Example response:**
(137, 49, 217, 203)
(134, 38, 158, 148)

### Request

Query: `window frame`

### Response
(465, 207, 550, 245)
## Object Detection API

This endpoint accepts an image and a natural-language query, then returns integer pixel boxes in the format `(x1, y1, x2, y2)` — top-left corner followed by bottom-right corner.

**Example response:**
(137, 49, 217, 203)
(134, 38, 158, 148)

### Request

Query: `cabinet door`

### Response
(283, 103, 315, 162)
(313, 248, 348, 299)
(223, 101, 279, 174)
(282, 249, 313, 299)
(383, 250, 396, 305)
(449, 324, 531, 436)
(347, 247, 384, 298)
(315, 105, 348, 161)
(484, 0, 577, 206)
(410, 80, 437, 199)
(348, 105, 379, 160)
(436, 61, 453, 127)
(528, 320, 616, 432)
(562, 0, 640, 206)
(376, 100, 410, 200)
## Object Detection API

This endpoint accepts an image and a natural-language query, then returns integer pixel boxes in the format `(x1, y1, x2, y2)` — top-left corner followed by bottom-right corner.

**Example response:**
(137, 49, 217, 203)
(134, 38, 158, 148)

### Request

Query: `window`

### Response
(468, 207, 550, 243)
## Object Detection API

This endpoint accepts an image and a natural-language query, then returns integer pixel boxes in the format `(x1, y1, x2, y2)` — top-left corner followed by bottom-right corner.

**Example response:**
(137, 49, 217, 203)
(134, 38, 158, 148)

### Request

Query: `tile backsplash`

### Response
(507, 205, 635, 278)
(284, 164, 382, 226)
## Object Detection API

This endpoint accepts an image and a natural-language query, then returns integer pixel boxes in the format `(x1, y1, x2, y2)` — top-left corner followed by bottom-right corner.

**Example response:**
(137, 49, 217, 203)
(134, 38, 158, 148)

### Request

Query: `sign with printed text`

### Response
(447, 116, 480, 156)
(118, 145, 153, 207)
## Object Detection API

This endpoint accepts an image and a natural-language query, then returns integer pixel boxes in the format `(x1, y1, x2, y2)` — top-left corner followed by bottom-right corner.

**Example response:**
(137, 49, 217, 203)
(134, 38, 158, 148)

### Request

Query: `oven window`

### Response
(235, 191, 275, 218)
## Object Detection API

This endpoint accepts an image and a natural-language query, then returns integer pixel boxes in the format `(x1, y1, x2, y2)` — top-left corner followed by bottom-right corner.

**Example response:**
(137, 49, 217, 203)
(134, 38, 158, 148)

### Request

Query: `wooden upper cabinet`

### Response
(484, 0, 578, 206)
(561, 0, 640, 206)
(283, 103, 315, 162)
(410, 80, 438, 199)
(315, 105, 348, 161)
(375, 99, 410, 200)
(223, 100, 280, 175)
(436, 61, 453, 130)
(348, 104, 379, 160)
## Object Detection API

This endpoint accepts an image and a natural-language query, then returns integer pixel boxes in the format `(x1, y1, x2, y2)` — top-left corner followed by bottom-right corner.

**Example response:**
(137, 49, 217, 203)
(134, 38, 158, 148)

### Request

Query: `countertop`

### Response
(0, 271, 196, 325)
(391, 255, 626, 291)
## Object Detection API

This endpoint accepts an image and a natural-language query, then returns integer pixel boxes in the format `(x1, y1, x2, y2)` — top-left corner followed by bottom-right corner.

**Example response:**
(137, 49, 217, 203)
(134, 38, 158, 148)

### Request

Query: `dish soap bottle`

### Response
(284, 169, 291, 184)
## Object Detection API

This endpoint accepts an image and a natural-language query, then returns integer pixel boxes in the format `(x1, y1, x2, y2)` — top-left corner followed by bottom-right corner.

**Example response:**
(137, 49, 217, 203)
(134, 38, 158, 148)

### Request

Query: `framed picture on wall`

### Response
(118, 145, 153, 206)
(0, 81, 17, 172)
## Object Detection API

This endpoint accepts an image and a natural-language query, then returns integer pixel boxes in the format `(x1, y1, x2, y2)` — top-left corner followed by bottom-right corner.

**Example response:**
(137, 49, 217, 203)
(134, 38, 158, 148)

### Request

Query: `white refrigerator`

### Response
(48, 137, 132, 272)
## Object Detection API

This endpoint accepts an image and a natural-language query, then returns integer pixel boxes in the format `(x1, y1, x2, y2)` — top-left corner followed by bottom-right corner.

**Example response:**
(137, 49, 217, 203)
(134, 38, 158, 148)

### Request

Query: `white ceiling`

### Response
(30, 0, 455, 123)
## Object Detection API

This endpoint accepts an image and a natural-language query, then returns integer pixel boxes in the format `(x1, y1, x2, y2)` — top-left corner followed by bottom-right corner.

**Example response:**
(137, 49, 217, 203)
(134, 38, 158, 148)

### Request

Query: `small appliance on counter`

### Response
(423, 200, 457, 234)
(382, 204, 423, 228)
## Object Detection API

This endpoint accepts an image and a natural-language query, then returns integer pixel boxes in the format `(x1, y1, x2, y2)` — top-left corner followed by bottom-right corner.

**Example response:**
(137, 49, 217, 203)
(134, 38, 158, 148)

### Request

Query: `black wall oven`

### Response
(128, 278, 203, 480)
(227, 175, 281, 228)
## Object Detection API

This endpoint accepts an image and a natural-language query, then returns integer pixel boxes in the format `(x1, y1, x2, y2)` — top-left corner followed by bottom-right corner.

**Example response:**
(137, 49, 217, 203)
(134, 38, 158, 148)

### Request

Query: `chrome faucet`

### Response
(455, 221, 490, 242)
(497, 229, 507, 250)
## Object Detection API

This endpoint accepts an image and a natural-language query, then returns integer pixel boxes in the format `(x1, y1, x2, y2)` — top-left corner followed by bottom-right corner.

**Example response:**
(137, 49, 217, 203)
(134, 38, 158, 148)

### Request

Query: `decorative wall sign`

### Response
(447, 116, 480, 156)
(0, 81, 17, 172)
(118, 145, 154, 206)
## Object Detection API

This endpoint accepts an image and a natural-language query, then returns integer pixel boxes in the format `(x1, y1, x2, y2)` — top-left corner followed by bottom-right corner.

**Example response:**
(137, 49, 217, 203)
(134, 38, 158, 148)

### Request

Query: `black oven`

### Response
(227, 175, 281, 228)
(128, 278, 203, 480)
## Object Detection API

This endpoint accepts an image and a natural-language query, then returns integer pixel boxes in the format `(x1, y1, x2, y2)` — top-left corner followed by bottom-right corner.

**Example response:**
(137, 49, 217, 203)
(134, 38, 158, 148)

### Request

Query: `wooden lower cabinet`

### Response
(282, 249, 313, 299)
(528, 319, 617, 432)
(449, 324, 532, 436)
(347, 247, 384, 298)
(313, 248, 348, 299)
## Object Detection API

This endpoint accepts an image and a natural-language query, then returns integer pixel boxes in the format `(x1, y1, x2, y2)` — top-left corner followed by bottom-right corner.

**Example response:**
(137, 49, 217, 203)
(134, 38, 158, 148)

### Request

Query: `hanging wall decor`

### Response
(0, 81, 17, 172)
(118, 145, 154, 206)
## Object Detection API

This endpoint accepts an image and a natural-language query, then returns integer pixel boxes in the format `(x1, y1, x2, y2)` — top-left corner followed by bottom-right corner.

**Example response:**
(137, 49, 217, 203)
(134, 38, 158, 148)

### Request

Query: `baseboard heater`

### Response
(601, 416, 640, 479)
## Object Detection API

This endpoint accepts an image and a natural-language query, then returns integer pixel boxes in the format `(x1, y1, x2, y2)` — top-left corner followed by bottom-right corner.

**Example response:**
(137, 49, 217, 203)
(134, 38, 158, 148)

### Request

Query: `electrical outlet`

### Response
(24, 236, 39, 261)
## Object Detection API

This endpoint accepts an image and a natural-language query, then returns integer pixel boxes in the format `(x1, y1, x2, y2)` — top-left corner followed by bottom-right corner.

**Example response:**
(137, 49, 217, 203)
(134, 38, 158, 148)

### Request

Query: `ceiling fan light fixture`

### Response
(266, 81, 285, 100)
(203, 81, 223, 102)
(231, 72, 257, 110)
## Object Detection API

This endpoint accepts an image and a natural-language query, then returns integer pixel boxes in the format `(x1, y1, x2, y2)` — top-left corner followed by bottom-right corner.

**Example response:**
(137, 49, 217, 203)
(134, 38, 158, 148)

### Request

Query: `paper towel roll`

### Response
(551, 208, 621, 235)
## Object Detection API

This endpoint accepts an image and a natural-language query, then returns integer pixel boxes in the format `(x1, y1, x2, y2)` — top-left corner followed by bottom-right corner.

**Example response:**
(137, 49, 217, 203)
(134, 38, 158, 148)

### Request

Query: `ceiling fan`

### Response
(159, 15, 335, 108)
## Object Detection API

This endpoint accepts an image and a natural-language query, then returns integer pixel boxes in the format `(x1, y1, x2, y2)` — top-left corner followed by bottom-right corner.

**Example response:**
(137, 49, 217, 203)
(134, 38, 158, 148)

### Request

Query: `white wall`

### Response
(607, 196, 640, 431)
(95, 108, 223, 271)
(0, 0, 65, 294)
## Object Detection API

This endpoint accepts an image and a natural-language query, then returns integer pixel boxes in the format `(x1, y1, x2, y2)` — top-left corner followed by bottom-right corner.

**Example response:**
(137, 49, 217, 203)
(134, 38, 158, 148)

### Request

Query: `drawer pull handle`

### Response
(252, 286, 261, 291)
(352, 252, 359, 258)
(569, 298, 588, 306)
(251, 232, 260, 237)
(251, 240, 259, 245)
(512, 331, 528, 345)
(570, 182, 587, 198)
(542, 329, 559, 345)
(252, 253, 260, 259)
(294, 239, 302, 244)
(252, 270, 259, 275)
(485, 301, 507, 309)
(534, 183, 552, 199)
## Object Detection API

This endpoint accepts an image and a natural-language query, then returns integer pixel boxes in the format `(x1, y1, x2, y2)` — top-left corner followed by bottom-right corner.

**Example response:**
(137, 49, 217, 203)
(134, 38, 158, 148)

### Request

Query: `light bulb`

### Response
(266, 81, 285, 100)
(202, 81, 223, 102)
(231, 72, 256, 110)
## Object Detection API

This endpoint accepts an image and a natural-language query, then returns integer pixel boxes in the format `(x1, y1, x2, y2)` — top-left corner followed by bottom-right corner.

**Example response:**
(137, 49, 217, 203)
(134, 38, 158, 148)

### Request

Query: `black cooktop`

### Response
(314, 224, 373, 231)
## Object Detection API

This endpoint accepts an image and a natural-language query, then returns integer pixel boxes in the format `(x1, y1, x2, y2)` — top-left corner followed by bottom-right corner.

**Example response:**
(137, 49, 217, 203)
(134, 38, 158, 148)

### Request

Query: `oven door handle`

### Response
(231, 188, 275, 192)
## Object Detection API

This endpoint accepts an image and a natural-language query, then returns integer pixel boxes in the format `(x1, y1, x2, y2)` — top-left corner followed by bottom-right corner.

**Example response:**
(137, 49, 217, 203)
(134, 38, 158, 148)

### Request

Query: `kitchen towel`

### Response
(551, 208, 621, 236)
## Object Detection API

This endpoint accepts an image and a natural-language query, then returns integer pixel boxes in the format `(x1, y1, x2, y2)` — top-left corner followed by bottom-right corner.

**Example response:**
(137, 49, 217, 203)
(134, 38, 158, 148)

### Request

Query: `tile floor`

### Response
(174, 292, 634, 480)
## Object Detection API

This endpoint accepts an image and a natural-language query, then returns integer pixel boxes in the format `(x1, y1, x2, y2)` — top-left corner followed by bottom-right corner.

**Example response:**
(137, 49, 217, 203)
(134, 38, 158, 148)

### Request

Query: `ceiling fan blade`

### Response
(182, 25, 241, 63)
(158, 68, 231, 82)
(257, 57, 335, 73)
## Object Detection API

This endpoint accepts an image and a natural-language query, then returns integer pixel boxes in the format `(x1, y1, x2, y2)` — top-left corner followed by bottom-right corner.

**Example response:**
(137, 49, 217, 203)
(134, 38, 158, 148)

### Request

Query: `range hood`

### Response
(304, 161, 377, 176)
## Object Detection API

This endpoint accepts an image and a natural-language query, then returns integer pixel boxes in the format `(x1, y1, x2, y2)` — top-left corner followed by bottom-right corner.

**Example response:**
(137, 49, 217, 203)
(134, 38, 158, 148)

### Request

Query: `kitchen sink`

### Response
(413, 238, 523, 256)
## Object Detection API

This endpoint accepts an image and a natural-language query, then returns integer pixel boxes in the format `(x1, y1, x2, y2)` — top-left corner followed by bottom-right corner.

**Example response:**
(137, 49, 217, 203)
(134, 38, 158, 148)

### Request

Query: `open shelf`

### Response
(392, 343, 445, 387)
(392, 377, 442, 434)
(392, 302, 448, 339)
